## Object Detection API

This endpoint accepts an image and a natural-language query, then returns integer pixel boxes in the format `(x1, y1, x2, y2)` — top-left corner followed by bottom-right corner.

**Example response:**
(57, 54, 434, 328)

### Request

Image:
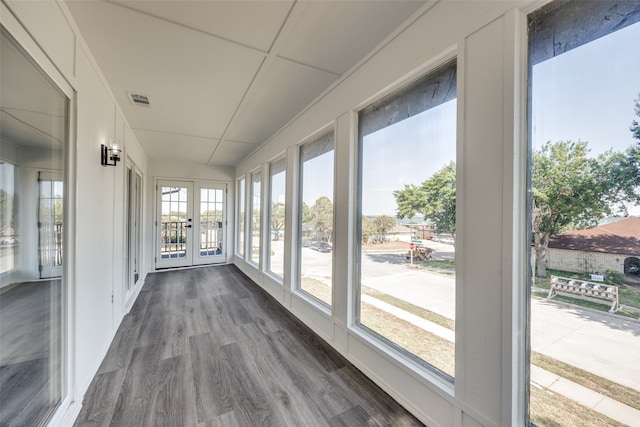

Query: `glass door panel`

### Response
(194, 183, 225, 265)
(156, 181, 193, 268)
(38, 173, 63, 279)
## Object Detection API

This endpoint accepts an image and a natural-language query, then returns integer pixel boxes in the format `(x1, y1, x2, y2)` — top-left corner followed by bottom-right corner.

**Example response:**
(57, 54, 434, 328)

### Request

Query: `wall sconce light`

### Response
(101, 143, 121, 166)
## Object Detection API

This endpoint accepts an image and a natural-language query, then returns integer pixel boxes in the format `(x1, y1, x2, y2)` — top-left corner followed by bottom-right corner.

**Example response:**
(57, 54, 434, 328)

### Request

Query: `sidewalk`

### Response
(531, 366, 640, 427)
(364, 295, 640, 426)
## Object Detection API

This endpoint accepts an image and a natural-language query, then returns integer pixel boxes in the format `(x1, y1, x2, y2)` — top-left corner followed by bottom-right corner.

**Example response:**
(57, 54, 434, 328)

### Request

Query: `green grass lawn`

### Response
(420, 259, 456, 272)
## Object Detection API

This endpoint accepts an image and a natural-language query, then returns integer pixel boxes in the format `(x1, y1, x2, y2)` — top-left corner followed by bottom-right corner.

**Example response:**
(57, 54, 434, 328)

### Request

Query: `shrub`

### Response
(605, 269, 624, 284)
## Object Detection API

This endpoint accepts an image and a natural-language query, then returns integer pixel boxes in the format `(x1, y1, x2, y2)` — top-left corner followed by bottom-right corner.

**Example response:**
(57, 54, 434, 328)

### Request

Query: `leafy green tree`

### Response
(301, 202, 312, 224)
(393, 161, 456, 238)
(532, 140, 640, 277)
(0, 189, 15, 231)
(631, 93, 640, 141)
(373, 215, 396, 242)
(629, 93, 640, 175)
(361, 216, 376, 244)
(310, 196, 333, 242)
(270, 202, 285, 238)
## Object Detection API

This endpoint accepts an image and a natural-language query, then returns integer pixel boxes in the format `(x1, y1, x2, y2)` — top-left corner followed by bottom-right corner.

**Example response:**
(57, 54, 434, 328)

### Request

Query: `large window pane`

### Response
(529, 3, 640, 425)
(299, 131, 334, 305)
(250, 171, 261, 265)
(268, 158, 286, 279)
(358, 60, 457, 378)
(1, 27, 68, 427)
(236, 177, 245, 257)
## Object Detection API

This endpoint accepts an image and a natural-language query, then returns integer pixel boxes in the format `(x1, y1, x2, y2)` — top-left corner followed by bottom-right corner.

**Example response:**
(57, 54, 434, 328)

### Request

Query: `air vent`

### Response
(127, 92, 151, 107)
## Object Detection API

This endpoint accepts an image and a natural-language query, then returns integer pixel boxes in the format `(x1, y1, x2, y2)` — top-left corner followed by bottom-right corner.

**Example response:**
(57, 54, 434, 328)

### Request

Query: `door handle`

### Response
(186, 224, 192, 228)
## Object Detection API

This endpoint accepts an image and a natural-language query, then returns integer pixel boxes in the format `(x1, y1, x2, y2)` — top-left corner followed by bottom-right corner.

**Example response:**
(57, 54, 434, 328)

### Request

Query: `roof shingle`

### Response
(548, 218, 640, 255)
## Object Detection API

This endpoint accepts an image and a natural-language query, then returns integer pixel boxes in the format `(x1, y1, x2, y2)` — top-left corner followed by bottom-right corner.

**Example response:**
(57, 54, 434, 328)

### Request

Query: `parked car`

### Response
(311, 242, 332, 253)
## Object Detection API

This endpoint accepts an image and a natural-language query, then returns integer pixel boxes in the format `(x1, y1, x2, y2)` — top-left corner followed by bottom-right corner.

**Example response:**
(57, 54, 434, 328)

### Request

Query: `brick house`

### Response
(547, 217, 640, 278)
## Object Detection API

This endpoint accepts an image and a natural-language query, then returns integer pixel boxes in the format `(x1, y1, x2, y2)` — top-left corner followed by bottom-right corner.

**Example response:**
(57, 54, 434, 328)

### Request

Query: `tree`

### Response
(361, 216, 376, 244)
(631, 93, 640, 142)
(393, 161, 456, 238)
(271, 202, 285, 239)
(301, 202, 312, 224)
(373, 215, 396, 242)
(310, 196, 333, 242)
(0, 189, 15, 231)
(531, 140, 640, 277)
(629, 93, 640, 175)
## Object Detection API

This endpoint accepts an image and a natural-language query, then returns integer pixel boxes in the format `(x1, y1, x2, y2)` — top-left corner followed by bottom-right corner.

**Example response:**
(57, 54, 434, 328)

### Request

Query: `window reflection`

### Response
(0, 28, 68, 427)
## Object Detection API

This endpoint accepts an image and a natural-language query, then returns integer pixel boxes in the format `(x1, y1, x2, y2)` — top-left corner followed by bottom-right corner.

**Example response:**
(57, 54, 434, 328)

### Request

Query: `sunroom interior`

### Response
(1, 1, 639, 427)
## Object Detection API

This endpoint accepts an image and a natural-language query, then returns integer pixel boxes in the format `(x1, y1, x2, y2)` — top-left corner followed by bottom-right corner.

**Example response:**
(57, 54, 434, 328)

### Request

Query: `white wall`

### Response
(1, 1, 149, 425)
(234, 1, 533, 426)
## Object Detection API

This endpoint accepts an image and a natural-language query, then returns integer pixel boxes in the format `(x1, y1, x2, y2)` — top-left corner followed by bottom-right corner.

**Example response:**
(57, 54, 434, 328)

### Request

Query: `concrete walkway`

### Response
(531, 366, 640, 427)
(364, 294, 640, 426)
(362, 259, 640, 391)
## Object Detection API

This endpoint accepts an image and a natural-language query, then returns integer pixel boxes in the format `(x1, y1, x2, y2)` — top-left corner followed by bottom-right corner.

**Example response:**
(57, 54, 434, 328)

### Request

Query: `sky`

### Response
(531, 21, 640, 154)
(357, 19, 640, 217)
(301, 150, 334, 206)
(361, 100, 456, 216)
(532, 21, 640, 215)
(271, 170, 286, 205)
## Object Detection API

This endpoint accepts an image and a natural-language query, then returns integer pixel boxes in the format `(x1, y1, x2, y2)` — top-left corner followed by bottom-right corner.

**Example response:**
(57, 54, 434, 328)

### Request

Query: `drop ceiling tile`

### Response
(134, 129, 218, 164)
(278, 1, 425, 75)
(68, 1, 265, 138)
(111, 0, 294, 52)
(210, 140, 259, 167)
(225, 57, 338, 144)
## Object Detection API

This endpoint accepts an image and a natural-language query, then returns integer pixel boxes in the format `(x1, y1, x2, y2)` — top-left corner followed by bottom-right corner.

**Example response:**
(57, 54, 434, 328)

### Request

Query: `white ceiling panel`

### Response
(0, 110, 65, 150)
(111, 0, 294, 52)
(278, 1, 425, 75)
(68, 1, 265, 138)
(66, 0, 427, 166)
(135, 129, 218, 164)
(210, 140, 260, 167)
(225, 57, 338, 144)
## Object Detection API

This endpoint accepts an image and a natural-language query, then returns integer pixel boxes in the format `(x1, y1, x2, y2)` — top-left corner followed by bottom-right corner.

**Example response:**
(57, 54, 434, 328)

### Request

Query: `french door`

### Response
(38, 172, 64, 279)
(156, 180, 226, 268)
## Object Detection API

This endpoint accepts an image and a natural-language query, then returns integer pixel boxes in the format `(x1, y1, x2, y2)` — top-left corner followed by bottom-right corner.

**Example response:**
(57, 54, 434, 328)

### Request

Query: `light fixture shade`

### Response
(101, 143, 121, 166)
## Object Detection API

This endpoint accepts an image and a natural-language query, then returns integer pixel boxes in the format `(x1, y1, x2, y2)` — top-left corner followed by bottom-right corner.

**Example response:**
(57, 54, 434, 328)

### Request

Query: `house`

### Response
(547, 217, 640, 278)
(1, 1, 638, 427)
(387, 224, 412, 242)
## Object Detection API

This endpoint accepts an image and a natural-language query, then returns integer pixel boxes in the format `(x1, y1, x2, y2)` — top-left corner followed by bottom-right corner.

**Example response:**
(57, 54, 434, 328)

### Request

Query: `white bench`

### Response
(548, 276, 620, 313)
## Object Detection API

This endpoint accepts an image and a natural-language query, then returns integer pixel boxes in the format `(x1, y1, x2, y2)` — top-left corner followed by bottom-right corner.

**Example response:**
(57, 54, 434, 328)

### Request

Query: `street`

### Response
(297, 242, 640, 392)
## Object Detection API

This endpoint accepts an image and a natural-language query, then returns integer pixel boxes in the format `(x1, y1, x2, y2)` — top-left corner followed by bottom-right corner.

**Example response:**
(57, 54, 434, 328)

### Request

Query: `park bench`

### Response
(547, 276, 620, 313)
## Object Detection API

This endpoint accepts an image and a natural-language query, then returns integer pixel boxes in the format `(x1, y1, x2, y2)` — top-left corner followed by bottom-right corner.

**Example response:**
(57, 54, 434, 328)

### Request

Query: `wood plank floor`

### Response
(1, 280, 62, 427)
(74, 265, 425, 427)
